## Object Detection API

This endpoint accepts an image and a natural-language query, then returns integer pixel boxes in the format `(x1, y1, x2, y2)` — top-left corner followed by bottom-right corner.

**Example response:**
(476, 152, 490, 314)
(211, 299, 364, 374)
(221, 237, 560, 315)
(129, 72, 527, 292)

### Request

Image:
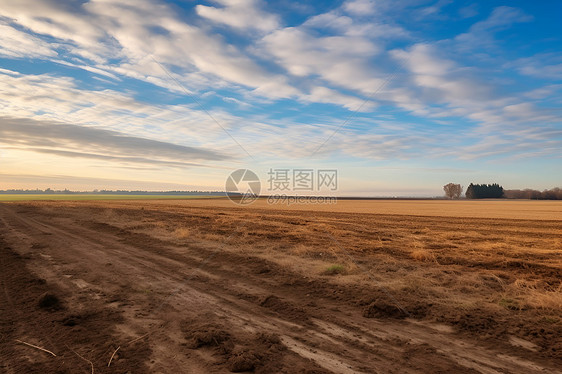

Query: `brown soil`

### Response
(0, 200, 560, 373)
(0, 233, 150, 373)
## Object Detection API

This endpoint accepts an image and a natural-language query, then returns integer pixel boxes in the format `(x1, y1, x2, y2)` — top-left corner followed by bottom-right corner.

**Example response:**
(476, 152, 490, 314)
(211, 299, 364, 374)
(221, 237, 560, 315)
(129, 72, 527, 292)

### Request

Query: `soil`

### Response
(0, 200, 560, 373)
(0, 233, 150, 373)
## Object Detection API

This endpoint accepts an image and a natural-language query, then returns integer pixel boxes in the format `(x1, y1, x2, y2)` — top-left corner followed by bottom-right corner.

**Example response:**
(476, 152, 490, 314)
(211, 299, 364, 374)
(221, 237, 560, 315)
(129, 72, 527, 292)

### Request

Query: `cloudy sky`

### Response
(0, 0, 560, 196)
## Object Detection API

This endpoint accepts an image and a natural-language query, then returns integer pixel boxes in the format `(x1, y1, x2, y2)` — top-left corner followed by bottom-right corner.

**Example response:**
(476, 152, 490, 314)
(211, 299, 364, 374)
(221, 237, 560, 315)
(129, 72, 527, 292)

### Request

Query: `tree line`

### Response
(444, 183, 561, 199)
(504, 187, 562, 200)
(465, 183, 504, 199)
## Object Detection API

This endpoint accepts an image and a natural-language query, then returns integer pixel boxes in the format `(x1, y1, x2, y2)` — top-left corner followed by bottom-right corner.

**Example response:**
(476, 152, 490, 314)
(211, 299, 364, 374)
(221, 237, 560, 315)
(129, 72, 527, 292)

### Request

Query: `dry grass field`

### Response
(1, 198, 560, 373)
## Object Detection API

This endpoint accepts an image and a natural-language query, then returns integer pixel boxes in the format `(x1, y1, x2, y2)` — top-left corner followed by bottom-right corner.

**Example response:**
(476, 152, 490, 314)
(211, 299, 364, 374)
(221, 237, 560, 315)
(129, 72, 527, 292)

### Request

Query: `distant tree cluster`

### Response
(504, 187, 562, 200)
(465, 183, 504, 199)
(443, 183, 463, 199)
(0, 188, 226, 196)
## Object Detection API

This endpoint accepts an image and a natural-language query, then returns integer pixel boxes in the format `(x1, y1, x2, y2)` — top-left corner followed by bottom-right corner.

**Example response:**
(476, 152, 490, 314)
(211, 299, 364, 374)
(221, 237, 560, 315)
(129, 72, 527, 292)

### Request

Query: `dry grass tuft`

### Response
(173, 227, 191, 239)
(290, 244, 314, 256)
(505, 279, 562, 310)
(409, 249, 436, 262)
(322, 264, 346, 275)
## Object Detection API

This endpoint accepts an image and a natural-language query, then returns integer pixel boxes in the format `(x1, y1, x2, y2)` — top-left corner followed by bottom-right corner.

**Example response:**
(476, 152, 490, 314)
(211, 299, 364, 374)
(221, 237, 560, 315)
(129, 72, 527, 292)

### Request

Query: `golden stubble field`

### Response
(146, 197, 562, 219)
(1, 198, 560, 373)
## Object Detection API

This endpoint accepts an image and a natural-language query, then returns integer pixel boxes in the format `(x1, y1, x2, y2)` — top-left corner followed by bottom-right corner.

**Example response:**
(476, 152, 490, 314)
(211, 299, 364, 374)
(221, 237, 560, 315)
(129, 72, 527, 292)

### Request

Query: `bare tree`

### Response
(443, 183, 463, 199)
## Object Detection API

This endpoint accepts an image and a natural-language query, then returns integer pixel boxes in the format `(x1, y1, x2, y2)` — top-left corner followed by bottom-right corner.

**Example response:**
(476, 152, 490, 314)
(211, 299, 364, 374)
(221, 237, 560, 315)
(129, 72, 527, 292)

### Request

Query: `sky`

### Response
(0, 0, 561, 196)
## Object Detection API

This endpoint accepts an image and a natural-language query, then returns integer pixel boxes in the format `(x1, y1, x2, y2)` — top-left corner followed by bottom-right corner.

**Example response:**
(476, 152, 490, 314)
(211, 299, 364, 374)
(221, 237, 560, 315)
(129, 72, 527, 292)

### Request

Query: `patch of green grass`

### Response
(0, 194, 223, 201)
(323, 264, 346, 275)
(499, 297, 521, 310)
(539, 316, 560, 324)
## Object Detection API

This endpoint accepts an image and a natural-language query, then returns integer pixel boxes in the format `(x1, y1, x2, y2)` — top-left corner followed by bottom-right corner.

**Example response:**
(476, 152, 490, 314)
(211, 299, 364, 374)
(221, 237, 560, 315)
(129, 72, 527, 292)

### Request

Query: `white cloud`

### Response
(0, 24, 57, 59)
(0, 0, 405, 112)
(456, 6, 533, 49)
(0, 0, 111, 58)
(51, 59, 121, 80)
(459, 134, 561, 160)
(470, 6, 532, 31)
(196, 0, 279, 32)
(0, 0, 559, 168)
(222, 96, 252, 108)
(0, 117, 227, 164)
(385, 40, 562, 161)
(343, 0, 377, 16)
(523, 85, 562, 100)
(0, 0, 299, 102)
(86, 0, 292, 93)
(304, 11, 410, 39)
(0, 67, 20, 76)
(304, 86, 376, 111)
(392, 43, 454, 76)
(510, 54, 562, 80)
(0, 70, 234, 151)
(417, 0, 452, 18)
(389, 43, 493, 112)
(261, 27, 383, 95)
(256, 0, 412, 110)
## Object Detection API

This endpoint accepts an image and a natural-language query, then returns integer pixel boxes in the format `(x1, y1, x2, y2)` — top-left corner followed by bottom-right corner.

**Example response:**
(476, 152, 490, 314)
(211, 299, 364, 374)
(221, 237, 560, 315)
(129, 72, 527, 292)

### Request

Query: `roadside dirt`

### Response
(0, 201, 560, 373)
(0, 228, 150, 373)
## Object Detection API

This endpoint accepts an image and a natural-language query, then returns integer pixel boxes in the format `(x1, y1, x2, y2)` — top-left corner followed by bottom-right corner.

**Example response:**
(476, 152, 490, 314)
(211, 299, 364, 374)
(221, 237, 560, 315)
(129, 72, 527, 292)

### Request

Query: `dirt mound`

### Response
(362, 299, 408, 319)
(259, 294, 282, 308)
(259, 295, 309, 321)
(182, 317, 326, 373)
(451, 310, 502, 335)
(61, 314, 82, 326)
(227, 349, 260, 372)
(37, 292, 62, 310)
(185, 324, 232, 349)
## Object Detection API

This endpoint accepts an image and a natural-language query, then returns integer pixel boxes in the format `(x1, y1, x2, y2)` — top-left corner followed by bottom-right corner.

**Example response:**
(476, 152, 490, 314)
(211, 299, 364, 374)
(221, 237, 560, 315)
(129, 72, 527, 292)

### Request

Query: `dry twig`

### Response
(15, 339, 56, 357)
(67, 345, 94, 374)
(107, 346, 120, 367)
(125, 333, 149, 345)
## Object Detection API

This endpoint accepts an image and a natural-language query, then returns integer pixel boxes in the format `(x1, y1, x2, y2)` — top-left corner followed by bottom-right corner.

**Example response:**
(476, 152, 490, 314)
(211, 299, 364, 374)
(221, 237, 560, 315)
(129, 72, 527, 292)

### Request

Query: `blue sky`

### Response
(0, 0, 560, 196)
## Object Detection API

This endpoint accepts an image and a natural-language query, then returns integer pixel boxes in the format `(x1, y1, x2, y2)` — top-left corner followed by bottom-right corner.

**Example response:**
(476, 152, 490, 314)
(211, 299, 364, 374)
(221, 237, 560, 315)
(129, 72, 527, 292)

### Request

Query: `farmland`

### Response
(1, 199, 561, 373)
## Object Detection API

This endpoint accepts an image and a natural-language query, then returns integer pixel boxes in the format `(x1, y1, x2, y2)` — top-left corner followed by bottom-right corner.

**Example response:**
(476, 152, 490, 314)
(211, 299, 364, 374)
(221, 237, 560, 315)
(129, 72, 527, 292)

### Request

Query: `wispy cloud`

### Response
(455, 6, 533, 49)
(0, 117, 228, 164)
(510, 53, 562, 80)
(196, 0, 279, 32)
(0, 173, 214, 190)
(0, 24, 57, 59)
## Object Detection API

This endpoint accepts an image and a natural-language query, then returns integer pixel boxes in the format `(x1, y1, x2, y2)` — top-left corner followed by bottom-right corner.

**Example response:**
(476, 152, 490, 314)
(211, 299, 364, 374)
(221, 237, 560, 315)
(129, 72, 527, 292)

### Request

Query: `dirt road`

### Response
(0, 201, 560, 373)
